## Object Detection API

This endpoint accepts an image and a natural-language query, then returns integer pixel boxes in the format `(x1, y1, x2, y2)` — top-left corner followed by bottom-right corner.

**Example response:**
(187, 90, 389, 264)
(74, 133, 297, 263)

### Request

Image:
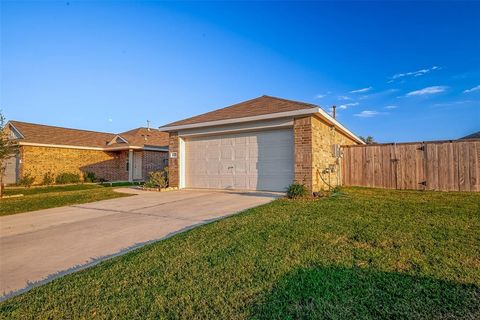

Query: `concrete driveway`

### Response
(0, 188, 279, 300)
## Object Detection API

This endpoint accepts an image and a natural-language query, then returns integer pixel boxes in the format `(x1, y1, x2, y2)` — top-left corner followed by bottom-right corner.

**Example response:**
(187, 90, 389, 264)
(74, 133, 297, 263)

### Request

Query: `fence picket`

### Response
(342, 140, 480, 192)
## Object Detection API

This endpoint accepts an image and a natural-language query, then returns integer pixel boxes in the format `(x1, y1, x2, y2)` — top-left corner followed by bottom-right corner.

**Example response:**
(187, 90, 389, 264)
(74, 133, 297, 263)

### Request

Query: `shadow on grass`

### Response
(252, 266, 480, 319)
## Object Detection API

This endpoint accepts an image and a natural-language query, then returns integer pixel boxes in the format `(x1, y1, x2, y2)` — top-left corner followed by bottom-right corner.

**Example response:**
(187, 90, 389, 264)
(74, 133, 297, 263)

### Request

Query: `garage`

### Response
(160, 95, 364, 193)
(185, 129, 294, 192)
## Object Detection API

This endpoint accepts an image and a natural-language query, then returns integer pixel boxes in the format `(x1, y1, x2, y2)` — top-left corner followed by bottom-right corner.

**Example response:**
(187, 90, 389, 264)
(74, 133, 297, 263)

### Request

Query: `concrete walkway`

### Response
(0, 188, 279, 300)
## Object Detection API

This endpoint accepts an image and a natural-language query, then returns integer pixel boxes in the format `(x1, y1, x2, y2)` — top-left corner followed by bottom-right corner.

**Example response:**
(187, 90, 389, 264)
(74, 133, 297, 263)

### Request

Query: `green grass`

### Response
(1, 188, 479, 319)
(0, 184, 131, 216)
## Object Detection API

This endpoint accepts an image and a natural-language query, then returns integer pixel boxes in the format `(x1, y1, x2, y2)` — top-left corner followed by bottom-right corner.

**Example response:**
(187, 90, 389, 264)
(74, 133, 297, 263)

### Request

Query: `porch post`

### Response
(128, 149, 134, 182)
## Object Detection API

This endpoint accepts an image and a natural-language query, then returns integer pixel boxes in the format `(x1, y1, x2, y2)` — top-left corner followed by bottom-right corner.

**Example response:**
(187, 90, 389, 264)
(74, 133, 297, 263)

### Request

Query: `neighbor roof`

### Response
(117, 127, 169, 148)
(162, 95, 317, 127)
(459, 131, 480, 140)
(8, 121, 169, 150)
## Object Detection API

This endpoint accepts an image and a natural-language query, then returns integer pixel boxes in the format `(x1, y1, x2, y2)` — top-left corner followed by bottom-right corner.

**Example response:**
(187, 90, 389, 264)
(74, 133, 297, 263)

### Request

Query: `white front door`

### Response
(184, 129, 294, 192)
(133, 152, 143, 180)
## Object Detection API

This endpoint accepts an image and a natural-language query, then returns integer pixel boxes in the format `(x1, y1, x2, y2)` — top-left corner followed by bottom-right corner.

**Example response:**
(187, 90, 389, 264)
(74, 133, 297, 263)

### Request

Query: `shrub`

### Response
(19, 173, 35, 188)
(287, 183, 308, 199)
(55, 172, 81, 184)
(330, 186, 346, 198)
(146, 167, 169, 188)
(42, 172, 55, 185)
(83, 171, 96, 183)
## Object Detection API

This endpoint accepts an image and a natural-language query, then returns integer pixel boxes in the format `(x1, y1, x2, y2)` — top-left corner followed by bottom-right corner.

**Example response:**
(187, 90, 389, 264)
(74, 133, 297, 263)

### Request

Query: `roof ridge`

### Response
(261, 95, 319, 108)
(10, 120, 116, 136)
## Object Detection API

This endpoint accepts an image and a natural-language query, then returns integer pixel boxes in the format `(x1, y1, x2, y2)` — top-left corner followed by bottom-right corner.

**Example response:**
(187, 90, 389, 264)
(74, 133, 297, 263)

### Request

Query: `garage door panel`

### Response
(185, 129, 293, 191)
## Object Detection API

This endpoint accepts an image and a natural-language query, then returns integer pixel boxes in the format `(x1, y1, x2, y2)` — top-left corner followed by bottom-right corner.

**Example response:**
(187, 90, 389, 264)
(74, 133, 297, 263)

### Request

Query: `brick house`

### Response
(160, 95, 364, 193)
(5, 121, 169, 185)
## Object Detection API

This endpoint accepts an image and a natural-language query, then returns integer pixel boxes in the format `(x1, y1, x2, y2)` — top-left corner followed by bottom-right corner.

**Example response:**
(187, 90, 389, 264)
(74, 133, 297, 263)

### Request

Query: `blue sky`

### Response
(1, 1, 479, 142)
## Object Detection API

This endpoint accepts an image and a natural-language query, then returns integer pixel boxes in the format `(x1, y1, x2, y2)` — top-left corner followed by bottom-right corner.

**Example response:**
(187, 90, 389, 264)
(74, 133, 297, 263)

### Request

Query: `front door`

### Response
(133, 152, 143, 180)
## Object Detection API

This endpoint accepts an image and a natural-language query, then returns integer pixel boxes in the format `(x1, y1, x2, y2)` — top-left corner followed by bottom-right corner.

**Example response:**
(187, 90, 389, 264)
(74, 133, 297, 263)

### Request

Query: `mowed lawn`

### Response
(0, 184, 131, 216)
(1, 188, 479, 319)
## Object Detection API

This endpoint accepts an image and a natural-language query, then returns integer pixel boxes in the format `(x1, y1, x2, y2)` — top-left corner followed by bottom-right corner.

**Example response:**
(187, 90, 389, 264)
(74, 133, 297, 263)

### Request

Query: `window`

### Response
(126, 159, 129, 172)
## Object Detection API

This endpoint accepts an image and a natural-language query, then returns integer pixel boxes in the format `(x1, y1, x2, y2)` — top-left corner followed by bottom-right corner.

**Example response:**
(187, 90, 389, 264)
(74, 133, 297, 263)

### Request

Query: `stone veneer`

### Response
(310, 116, 356, 191)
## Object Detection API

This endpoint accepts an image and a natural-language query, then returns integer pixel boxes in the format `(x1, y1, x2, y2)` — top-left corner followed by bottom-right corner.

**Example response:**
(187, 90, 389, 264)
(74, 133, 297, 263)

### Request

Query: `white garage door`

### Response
(185, 129, 294, 192)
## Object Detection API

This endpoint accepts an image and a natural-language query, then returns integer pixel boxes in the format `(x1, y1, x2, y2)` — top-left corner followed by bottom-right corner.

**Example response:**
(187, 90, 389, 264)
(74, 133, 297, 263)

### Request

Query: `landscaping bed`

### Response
(1, 187, 479, 319)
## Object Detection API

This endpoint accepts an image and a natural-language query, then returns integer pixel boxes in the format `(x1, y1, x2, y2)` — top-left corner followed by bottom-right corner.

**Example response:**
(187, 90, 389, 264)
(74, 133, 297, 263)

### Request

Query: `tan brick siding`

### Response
(311, 116, 357, 191)
(168, 132, 179, 187)
(19, 146, 129, 184)
(142, 150, 169, 180)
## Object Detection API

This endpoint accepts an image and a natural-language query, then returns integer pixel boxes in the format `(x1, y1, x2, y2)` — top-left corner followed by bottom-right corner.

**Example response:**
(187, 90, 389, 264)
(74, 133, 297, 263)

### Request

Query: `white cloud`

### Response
(350, 87, 372, 93)
(406, 86, 448, 96)
(338, 102, 359, 110)
(108, 118, 113, 122)
(338, 95, 352, 101)
(354, 110, 380, 118)
(389, 66, 441, 82)
(463, 85, 480, 93)
(315, 94, 326, 99)
(385, 105, 398, 109)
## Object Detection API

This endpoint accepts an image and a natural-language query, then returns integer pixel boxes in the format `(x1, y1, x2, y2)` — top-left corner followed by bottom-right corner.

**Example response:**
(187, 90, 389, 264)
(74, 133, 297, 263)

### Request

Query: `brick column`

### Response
(128, 149, 134, 182)
(293, 117, 313, 191)
(168, 132, 179, 187)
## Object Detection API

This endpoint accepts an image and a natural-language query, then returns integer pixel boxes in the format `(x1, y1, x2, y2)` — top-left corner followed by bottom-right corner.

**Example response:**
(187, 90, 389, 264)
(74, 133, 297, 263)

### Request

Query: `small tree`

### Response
(359, 135, 376, 144)
(0, 112, 20, 197)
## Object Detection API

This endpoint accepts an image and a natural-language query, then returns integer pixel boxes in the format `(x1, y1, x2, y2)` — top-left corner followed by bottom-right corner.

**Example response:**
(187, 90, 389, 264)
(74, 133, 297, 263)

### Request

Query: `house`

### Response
(4, 121, 169, 185)
(160, 95, 364, 192)
(459, 131, 480, 140)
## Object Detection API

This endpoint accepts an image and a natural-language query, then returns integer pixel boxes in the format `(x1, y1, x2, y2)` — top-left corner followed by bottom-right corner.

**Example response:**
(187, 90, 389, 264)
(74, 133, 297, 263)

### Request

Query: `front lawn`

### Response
(1, 188, 479, 319)
(0, 184, 131, 216)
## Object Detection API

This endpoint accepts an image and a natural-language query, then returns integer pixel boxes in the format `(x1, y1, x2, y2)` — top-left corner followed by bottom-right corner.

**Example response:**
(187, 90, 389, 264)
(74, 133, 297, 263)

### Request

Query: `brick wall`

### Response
(311, 116, 357, 191)
(168, 132, 179, 187)
(293, 117, 313, 190)
(19, 146, 128, 184)
(142, 150, 169, 180)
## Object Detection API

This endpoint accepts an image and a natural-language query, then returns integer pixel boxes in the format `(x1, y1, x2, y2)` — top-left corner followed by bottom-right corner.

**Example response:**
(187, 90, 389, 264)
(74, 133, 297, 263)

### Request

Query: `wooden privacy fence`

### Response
(341, 140, 480, 192)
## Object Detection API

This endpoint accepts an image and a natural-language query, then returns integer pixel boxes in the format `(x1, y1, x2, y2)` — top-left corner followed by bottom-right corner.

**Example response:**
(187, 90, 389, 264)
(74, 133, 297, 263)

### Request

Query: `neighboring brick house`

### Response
(160, 95, 364, 193)
(4, 121, 169, 185)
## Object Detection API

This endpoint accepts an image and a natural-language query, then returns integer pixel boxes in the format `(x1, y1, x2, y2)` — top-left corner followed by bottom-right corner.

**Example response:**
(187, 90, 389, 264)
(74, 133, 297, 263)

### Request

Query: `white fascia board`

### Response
(107, 134, 129, 145)
(19, 142, 167, 152)
(6, 122, 25, 139)
(159, 108, 319, 131)
(315, 108, 366, 145)
(178, 118, 293, 137)
(19, 142, 107, 151)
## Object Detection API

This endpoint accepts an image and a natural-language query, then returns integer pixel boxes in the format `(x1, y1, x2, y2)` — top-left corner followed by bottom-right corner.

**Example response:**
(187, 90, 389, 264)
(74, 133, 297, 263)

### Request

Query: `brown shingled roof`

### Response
(161, 95, 317, 127)
(9, 121, 169, 149)
(118, 127, 169, 148)
(9, 121, 116, 148)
